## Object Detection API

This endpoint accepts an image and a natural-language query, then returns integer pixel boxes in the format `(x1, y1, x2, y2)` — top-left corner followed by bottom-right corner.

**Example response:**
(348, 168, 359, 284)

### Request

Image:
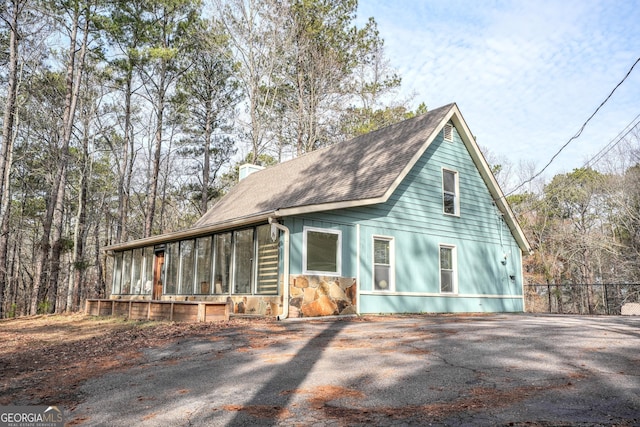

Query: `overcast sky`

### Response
(357, 0, 640, 184)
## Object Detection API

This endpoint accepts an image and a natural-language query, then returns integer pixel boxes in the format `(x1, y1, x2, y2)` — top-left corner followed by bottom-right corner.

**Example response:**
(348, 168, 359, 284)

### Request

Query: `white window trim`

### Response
(372, 235, 395, 292)
(442, 167, 460, 217)
(439, 244, 458, 294)
(303, 226, 342, 276)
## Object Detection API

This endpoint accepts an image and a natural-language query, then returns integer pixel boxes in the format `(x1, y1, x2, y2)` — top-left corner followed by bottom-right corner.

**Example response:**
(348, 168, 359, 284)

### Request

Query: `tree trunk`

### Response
(31, 1, 87, 314)
(0, 0, 21, 318)
(144, 18, 169, 237)
(201, 100, 212, 214)
(66, 122, 89, 312)
(117, 73, 134, 243)
(144, 83, 164, 238)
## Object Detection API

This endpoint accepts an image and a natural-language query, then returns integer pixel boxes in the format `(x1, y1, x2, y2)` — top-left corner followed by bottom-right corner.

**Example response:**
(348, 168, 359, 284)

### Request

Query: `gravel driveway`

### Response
(69, 314, 640, 426)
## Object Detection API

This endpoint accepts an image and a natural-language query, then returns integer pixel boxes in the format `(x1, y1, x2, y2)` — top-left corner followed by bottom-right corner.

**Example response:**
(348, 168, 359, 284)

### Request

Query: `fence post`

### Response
(547, 283, 551, 313)
(604, 284, 609, 315)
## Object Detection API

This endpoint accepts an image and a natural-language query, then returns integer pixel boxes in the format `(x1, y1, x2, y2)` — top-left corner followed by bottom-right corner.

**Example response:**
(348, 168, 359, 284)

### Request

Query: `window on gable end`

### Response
(442, 168, 460, 215)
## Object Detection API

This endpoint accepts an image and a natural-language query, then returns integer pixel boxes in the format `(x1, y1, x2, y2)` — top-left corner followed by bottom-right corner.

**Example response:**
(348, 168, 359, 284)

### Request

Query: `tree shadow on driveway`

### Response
(224, 319, 349, 425)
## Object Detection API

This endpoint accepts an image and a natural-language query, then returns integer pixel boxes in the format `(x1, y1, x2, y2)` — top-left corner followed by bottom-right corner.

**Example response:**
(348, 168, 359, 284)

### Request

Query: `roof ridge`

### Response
(243, 102, 457, 181)
(194, 103, 457, 228)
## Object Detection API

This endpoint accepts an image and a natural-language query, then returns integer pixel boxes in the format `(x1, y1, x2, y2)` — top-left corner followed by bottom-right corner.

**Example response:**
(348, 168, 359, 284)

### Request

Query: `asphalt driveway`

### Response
(69, 314, 640, 426)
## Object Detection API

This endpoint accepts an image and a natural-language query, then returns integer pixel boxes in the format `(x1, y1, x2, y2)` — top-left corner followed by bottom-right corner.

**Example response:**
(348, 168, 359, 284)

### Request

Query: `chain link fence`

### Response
(524, 283, 640, 315)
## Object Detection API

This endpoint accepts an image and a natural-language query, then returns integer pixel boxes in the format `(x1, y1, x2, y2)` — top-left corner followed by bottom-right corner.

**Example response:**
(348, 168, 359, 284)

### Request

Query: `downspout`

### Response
(269, 217, 290, 320)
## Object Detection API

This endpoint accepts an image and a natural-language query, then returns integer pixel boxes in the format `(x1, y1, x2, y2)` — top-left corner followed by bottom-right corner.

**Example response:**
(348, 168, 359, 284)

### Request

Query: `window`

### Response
(111, 248, 154, 295)
(164, 242, 179, 294)
(443, 123, 453, 142)
(439, 245, 456, 293)
(179, 240, 195, 294)
(373, 237, 394, 291)
(303, 227, 341, 275)
(213, 233, 231, 294)
(121, 250, 133, 294)
(195, 236, 212, 294)
(112, 252, 123, 295)
(233, 229, 254, 294)
(443, 169, 459, 215)
(131, 248, 143, 294)
(142, 246, 154, 294)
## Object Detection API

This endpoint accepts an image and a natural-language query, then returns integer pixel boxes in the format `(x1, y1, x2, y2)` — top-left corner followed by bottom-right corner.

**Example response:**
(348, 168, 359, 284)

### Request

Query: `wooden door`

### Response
(153, 252, 165, 300)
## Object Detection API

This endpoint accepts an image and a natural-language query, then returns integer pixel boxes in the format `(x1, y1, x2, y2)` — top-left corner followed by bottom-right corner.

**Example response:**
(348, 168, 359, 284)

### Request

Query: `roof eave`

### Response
(273, 196, 386, 218)
(103, 212, 274, 253)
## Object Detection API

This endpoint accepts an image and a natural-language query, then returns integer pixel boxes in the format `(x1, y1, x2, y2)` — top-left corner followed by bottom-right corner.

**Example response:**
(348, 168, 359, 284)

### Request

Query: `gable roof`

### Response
(195, 103, 455, 227)
(105, 103, 531, 254)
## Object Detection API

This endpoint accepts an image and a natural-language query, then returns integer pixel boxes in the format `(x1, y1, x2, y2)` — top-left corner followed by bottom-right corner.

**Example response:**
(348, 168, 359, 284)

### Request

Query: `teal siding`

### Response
(360, 294, 523, 314)
(285, 217, 357, 277)
(284, 123, 524, 313)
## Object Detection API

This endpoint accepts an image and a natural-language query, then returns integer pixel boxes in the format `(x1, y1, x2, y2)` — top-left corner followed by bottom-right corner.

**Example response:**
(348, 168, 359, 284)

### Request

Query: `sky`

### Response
(356, 0, 640, 186)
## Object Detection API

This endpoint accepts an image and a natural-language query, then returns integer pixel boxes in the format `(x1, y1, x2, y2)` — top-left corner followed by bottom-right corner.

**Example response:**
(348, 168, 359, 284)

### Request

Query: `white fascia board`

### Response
(448, 106, 532, 254)
(274, 197, 385, 218)
(103, 213, 273, 253)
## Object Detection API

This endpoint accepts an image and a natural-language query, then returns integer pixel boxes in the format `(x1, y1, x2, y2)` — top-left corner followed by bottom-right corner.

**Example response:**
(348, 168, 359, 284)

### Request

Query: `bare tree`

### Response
(31, 0, 91, 314)
(139, 0, 200, 238)
(0, 0, 26, 317)
(214, 0, 285, 164)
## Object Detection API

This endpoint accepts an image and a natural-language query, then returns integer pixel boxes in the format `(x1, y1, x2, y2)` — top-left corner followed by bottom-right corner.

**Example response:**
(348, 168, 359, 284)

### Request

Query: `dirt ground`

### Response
(0, 314, 267, 408)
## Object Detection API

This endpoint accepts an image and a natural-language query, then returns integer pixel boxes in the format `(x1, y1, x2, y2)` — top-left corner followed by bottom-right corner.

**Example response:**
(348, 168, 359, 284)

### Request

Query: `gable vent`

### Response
(443, 124, 453, 142)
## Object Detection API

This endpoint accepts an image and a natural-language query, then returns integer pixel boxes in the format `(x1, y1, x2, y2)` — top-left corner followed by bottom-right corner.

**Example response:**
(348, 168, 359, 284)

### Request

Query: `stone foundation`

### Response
(109, 275, 358, 318)
(289, 275, 357, 317)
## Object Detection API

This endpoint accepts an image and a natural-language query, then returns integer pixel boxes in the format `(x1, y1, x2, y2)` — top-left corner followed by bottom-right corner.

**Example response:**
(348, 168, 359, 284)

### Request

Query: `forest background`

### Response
(0, 0, 638, 317)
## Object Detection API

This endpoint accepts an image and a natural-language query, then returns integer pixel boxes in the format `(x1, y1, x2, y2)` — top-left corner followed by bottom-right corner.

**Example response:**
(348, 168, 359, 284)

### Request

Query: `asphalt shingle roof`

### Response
(195, 103, 455, 227)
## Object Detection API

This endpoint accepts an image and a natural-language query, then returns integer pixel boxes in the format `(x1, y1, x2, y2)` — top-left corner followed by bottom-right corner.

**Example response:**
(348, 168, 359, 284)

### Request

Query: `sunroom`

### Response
(93, 223, 283, 318)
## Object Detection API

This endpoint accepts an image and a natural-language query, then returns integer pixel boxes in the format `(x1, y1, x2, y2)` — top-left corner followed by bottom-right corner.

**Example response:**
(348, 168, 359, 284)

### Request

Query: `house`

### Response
(97, 103, 531, 320)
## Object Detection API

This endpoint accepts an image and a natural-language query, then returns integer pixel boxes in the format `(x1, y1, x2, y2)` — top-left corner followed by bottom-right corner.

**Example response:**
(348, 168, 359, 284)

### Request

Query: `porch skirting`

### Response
(85, 299, 231, 322)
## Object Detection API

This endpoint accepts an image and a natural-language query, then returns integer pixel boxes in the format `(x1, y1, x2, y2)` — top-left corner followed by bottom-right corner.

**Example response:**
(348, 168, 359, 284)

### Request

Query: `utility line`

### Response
(584, 112, 640, 169)
(505, 56, 640, 197)
(511, 114, 640, 218)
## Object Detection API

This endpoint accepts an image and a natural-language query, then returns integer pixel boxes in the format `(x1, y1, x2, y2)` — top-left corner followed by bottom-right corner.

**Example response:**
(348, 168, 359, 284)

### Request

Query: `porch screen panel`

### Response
(195, 236, 212, 294)
(121, 250, 133, 294)
(180, 240, 195, 294)
(256, 224, 279, 295)
(131, 248, 143, 294)
(164, 242, 179, 294)
(213, 233, 231, 294)
(233, 229, 254, 294)
(142, 246, 154, 295)
(112, 252, 123, 295)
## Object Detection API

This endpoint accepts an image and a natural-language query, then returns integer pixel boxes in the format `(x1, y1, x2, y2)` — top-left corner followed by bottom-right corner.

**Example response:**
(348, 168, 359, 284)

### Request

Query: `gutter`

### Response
(269, 217, 290, 320)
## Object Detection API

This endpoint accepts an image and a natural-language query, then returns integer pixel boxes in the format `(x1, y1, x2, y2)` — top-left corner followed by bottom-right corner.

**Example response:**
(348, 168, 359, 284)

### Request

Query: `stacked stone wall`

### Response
(288, 275, 357, 317)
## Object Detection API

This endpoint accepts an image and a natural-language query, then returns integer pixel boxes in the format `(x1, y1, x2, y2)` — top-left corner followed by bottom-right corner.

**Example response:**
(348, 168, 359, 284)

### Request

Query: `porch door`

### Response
(153, 251, 165, 300)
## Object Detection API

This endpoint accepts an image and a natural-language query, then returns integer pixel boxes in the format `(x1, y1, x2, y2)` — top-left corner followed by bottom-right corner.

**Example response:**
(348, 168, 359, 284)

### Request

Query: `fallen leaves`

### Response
(0, 313, 264, 406)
